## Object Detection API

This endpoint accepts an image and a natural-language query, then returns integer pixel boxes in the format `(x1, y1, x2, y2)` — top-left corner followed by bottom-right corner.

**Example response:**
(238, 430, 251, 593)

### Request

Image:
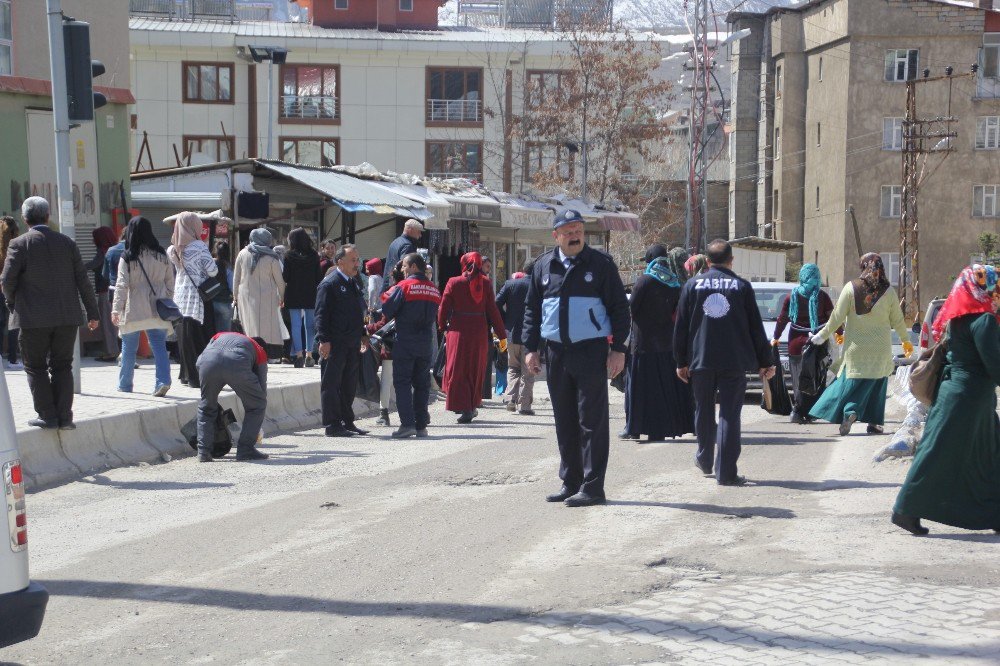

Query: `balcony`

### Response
(129, 0, 285, 21)
(426, 99, 483, 124)
(281, 95, 338, 121)
(427, 172, 482, 180)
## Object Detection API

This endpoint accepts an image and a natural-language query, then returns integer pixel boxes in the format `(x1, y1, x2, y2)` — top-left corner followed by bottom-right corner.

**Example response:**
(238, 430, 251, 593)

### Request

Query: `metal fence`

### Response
(129, 0, 278, 21)
(281, 95, 338, 120)
(426, 99, 483, 123)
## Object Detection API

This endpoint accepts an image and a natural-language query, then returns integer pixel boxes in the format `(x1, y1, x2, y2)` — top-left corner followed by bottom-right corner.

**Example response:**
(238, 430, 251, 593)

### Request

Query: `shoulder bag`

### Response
(908, 333, 948, 406)
(136, 256, 183, 323)
(181, 255, 223, 302)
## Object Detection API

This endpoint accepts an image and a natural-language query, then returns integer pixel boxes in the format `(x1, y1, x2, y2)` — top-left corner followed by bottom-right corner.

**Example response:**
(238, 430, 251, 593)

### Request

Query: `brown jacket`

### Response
(1, 224, 99, 329)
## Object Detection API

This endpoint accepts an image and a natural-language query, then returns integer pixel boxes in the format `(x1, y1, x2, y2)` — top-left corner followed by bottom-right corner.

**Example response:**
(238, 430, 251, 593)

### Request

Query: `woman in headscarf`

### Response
(892, 265, 1000, 535)
(281, 227, 322, 368)
(772, 263, 837, 423)
(110, 217, 175, 395)
(438, 252, 507, 423)
(621, 245, 695, 441)
(233, 227, 286, 360)
(168, 211, 218, 388)
(808, 253, 911, 435)
(684, 254, 709, 278)
(365, 257, 385, 311)
(86, 226, 121, 362)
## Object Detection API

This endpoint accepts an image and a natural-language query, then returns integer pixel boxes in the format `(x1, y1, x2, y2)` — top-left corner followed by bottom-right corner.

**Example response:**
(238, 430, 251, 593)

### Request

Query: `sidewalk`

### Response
(4, 357, 341, 490)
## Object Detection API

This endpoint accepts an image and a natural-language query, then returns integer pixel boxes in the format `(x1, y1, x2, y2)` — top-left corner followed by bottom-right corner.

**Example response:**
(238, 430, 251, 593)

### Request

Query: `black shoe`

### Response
(619, 430, 640, 440)
(293, 356, 304, 369)
(892, 511, 929, 535)
(647, 436, 666, 443)
(695, 462, 714, 477)
(457, 410, 477, 424)
(519, 409, 536, 416)
(391, 426, 417, 439)
(546, 486, 576, 502)
(564, 491, 607, 507)
(416, 428, 429, 438)
(197, 452, 213, 463)
(58, 422, 76, 431)
(28, 418, 58, 429)
(325, 425, 355, 437)
(719, 475, 748, 487)
(236, 448, 270, 461)
(790, 411, 806, 425)
(867, 424, 885, 434)
(344, 423, 370, 435)
(375, 408, 391, 426)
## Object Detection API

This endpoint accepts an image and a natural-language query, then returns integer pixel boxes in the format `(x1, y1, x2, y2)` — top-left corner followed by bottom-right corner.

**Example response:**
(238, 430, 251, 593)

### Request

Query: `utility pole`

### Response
(899, 67, 973, 322)
(685, 0, 712, 253)
(45, 0, 82, 393)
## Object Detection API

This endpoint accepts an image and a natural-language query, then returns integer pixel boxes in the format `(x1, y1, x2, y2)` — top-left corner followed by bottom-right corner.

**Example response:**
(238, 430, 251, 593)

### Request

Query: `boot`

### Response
(376, 408, 391, 426)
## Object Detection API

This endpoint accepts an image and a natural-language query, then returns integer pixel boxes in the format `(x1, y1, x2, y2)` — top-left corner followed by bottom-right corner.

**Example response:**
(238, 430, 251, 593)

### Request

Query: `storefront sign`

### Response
(450, 200, 501, 223)
(500, 205, 553, 229)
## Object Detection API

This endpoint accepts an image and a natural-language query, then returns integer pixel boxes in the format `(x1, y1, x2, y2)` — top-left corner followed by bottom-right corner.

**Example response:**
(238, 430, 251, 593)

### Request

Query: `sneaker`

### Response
(305, 356, 315, 367)
(236, 448, 270, 461)
(392, 426, 417, 439)
(58, 422, 76, 431)
(197, 452, 213, 463)
(718, 475, 748, 487)
(416, 428, 429, 437)
(28, 418, 58, 429)
(5, 361, 23, 370)
(518, 409, 535, 416)
(293, 356, 304, 369)
(153, 385, 170, 397)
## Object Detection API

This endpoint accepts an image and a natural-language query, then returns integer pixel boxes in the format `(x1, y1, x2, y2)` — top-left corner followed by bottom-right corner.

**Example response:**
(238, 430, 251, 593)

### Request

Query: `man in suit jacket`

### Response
(0, 197, 99, 430)
(495, 259, 536, 415)
(381, 219, 423, 292)
(316, 244, 369, 437)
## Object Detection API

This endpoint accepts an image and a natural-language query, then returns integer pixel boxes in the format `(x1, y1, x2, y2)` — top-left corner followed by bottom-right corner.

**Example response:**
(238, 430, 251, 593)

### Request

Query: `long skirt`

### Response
(96, 291, 119, 355)
(809, 373, 888, 425)
(893, 367, 1000, 530)
(624, 350, 695, 439)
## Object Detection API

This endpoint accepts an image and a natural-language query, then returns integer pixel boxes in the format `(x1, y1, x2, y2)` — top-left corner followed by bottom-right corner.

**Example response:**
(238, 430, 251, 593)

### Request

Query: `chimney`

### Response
(377, 0, 398, 31)
(980, 0, 994, 10)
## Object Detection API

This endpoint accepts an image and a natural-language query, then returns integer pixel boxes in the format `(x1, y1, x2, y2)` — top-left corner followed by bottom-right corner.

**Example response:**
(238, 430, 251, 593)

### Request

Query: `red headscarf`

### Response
(92, 226, 118, 254)
(932, 264, 999, 342)
(365, 257, 384, 277)
(461, 252, 486, 304)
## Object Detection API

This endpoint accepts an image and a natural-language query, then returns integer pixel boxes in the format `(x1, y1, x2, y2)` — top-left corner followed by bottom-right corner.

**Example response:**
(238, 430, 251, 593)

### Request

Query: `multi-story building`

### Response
(0, 0, 134, 257)
(728, 0, 1000, 304)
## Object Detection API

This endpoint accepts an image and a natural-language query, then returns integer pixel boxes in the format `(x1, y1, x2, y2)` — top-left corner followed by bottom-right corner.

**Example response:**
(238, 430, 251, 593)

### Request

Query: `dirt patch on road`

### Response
(443, 472, 540, 487)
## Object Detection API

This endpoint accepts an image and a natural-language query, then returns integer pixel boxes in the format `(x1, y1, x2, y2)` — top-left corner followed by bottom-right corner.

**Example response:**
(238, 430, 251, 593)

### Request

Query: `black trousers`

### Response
(175, 316, 207, 388)
(20, 325, 77, 424)
(691, 369, 748, 484)
(321, 343, 360, 428)
(546, 339, 610, 497)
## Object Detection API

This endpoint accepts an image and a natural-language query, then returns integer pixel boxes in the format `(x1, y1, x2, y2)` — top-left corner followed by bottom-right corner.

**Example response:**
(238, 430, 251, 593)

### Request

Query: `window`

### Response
(0, 0, 10, 76)
(183, 135, 234, 163)
(883, 117, 904, 151)
(400, 0, 413, 9)
(976, 116, 1000, 149)
(526, 70, 570, 109)
(281, 65, 339, 121)
(426, 68, 483, 124)
(816, 122, 821, 147)
(525, 143, 576, 182)
(974, 185, 999, 218)
(335, 0, 348, 8)
(774, 127, 781, 158)
(880, 185, 902, 218)
(426, 141, 483, 179)
(280, 137, 338, 167)
(818, 56, 823, 81)
(984, 44, 999, 78)
(183, 62, 234, 103)
(881, 252, 900, 287)
(884, 49, 918, 82)
(775, 64, 783, 95)
(772, 189, 779, 220)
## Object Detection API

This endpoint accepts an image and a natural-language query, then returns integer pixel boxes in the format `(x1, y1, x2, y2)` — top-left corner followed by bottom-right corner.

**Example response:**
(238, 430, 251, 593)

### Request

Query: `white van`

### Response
(0, 366, 47, 648)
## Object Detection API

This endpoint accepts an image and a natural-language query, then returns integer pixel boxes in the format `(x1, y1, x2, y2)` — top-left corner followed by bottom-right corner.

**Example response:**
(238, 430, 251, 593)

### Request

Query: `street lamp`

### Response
(247, 46, 289, 159)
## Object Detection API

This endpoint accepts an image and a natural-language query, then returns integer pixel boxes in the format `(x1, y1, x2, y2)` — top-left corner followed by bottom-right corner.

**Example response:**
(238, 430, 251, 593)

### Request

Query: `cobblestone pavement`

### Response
(510, 569, 1000, 663)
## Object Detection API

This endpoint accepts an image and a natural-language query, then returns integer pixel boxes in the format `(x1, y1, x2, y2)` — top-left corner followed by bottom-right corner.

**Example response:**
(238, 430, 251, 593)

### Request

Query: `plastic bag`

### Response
(432, 340, 447, 388)
(357, 346, 381, 403)
(182, 408, 236, 458)
(798, 341, 831, 396)
(761, 346, 792, 415)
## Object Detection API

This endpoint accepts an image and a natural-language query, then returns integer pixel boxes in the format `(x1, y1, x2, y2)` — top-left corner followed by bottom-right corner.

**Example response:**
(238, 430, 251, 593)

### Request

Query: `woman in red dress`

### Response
(438, 252, 507, 423)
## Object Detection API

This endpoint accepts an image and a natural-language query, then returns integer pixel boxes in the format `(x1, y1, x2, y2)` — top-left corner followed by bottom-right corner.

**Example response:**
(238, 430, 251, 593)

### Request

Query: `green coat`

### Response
(893, 312, 1000, 530)
(818, 283, 909, 379)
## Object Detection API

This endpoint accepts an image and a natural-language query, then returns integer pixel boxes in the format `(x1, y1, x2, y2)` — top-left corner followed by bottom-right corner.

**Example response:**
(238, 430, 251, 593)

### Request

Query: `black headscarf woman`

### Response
(124, 216, 166, 263)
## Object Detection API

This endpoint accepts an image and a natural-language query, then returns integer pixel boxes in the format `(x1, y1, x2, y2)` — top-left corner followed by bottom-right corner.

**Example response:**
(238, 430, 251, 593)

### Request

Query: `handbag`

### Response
(909, 334, 948, 406)
(182, 261, 223, 302)
(136, 257, 183, 323)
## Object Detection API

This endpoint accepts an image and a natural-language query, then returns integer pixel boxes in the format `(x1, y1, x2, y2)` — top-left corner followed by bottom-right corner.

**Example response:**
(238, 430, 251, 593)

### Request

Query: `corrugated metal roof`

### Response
(257, 160, 427, 211)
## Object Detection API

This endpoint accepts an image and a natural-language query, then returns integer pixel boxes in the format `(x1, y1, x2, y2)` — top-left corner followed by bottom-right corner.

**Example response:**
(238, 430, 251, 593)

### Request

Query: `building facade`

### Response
(729, 0, 1000, 305)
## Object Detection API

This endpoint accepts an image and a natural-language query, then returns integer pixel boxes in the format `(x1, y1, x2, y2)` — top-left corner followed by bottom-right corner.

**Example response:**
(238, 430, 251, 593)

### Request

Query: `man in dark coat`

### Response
(673, 239, 775, 486)
(0, 197, 99, 430)
(524, 210, 631, 507)
(382, 219, 423, 292)
(380, 252, 441, 439)
(316, 244, 369, 437)
(196, 332, 270, 462)
(496, 260, 536, 415)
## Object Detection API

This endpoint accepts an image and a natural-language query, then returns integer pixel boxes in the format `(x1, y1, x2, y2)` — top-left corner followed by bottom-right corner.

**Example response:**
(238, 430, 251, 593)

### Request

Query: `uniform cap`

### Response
(553, 209, 585, 229)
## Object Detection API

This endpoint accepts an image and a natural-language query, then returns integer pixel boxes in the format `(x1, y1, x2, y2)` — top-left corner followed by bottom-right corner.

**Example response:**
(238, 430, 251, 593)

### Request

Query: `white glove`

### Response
(810, 333, 825, 345)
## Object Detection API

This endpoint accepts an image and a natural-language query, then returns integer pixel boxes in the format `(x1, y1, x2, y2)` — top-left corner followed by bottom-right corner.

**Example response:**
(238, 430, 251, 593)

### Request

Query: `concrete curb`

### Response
(18, 378, 377, 491)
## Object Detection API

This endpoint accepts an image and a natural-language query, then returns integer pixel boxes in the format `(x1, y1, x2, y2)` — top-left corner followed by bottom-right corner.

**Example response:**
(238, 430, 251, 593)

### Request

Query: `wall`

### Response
(296, 0, 439, 30)
(728, 15, 765, 240)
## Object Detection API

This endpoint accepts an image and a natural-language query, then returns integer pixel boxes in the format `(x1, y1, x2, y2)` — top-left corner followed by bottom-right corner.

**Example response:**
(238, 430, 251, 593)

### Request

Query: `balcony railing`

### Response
(427, 172, 482, 180)
(281, 95, 338, 120)
(426, 99, 483, 123)
(129, 0, 282, 21)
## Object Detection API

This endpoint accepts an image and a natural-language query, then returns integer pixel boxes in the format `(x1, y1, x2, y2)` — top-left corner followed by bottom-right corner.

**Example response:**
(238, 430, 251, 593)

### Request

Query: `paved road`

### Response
(5, 390, 1000, 664)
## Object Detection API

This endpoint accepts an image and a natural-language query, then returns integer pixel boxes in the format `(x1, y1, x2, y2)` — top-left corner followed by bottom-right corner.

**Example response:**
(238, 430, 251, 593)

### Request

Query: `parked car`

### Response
(0, 367, 48, 649)
(750, 281, 798, 389)
(918, 298, 947, 352)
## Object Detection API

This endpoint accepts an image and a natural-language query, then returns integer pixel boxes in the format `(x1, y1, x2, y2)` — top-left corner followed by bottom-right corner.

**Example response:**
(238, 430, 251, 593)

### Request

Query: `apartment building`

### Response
(728, 0, 1000, 303)
(0, 0, 134, 257)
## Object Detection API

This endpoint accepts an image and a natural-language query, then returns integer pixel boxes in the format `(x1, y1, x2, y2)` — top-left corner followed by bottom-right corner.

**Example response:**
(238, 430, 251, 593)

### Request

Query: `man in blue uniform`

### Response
(316, 244, 370, 438)
(673, 239, 775, 486)
(380, 252, 441, 439)
(524, 210, 630, 507)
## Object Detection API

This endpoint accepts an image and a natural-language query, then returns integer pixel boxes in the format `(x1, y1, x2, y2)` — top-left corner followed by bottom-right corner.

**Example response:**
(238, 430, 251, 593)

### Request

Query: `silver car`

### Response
(750, 282, 798, 389)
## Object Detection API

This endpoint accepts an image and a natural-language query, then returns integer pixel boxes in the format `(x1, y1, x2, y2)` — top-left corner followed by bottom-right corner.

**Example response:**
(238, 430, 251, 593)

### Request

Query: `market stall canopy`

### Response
(132, 191, 224, 210)
(495, 195, 554, 230)
(598, 211, 641, 232)
(371, 182, 452, 230)
(257, 160, 429, 220)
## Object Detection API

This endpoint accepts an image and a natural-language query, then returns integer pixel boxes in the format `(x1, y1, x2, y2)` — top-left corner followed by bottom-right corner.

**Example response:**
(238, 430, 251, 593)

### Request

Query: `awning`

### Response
(500, 201, 554, 229)
(447, 193, 502, 224)
(731, 236, 803, 251)
(132, 191, 224, 210)
(256, 160, 429, 219)
(598, 211, 641, 232)
(371, 182, 452, 230)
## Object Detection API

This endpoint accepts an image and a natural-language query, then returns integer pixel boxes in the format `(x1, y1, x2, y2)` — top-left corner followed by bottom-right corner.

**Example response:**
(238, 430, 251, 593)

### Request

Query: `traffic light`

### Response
(63, 20, 106, 123)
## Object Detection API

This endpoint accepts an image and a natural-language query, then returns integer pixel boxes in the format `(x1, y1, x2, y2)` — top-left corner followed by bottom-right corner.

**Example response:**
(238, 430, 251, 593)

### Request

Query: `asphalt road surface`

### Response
(5, 389, 1000, 664)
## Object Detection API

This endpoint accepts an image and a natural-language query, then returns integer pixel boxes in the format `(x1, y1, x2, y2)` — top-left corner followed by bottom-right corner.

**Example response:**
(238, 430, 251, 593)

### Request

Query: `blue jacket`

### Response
(673, 265, 772, 373)
(105, 241, 125, 287)
(523, 244, 630, 353)
(495, 276, 530, 345)
(381, 275, 441, 357)
(382, 233, 417, 292)
(315, 270, 367, 345)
